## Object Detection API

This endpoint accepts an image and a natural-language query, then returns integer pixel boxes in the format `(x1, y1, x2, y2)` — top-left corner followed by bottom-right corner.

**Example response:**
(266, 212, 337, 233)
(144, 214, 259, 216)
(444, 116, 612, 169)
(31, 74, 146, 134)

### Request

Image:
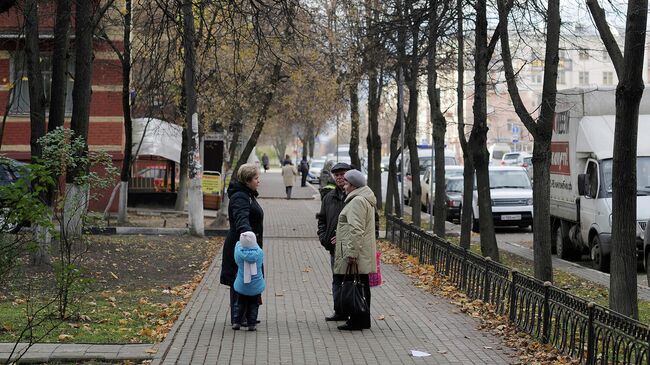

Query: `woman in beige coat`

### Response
(281, 160, 298, 199)
(333, 169, 377, 331)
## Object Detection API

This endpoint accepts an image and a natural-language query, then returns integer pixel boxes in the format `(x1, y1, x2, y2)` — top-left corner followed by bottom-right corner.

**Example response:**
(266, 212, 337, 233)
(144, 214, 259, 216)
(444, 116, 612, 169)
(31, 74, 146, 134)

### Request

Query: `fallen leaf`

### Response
(145, 348, 158, 354)
(377, 315, 385, 320)
(302, 266, 312, 272)
(58, 334, 74, 341)
(275, 292, 284, 297)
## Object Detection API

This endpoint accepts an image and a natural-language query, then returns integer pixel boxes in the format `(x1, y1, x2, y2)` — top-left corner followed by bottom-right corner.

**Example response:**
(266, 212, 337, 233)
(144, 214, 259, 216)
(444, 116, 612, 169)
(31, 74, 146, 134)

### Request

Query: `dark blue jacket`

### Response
(220, 180, 264, 286)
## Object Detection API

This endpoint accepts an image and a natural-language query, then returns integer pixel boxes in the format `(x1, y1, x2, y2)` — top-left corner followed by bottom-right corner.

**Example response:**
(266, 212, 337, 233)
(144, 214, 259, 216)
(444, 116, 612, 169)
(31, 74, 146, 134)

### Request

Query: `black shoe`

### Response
(232, 323, 241, 330)
(325, 313, 347, 321)
(248, 325, 257, 331)
(337, 323, 363, 331)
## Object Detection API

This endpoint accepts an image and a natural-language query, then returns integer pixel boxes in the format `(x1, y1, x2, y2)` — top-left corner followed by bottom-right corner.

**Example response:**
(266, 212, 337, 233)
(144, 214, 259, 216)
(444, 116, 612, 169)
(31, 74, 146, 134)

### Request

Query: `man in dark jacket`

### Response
(316, 162, 351, 321)
(299, 157, 309, 187)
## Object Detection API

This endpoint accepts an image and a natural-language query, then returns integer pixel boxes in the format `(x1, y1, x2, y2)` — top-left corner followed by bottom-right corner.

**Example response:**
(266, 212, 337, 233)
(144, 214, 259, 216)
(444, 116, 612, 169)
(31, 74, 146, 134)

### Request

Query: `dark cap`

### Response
(330, 162, 352, 173)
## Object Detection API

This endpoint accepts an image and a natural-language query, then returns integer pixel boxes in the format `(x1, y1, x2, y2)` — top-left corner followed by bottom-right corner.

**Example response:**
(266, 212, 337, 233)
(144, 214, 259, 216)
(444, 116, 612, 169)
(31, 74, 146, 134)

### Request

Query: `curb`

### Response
(0, 343, 157, 364)
(84, 227, 228, 236)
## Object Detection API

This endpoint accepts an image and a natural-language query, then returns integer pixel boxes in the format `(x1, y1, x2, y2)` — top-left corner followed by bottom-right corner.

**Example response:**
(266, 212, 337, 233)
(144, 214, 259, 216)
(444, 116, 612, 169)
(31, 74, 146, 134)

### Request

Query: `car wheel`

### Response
(591, 235, 610, 272)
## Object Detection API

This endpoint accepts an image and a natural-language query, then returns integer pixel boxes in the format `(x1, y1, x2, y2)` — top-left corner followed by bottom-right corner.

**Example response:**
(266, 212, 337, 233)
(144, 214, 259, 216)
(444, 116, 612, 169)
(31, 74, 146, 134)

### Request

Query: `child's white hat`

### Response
(240, 231, 257, 248)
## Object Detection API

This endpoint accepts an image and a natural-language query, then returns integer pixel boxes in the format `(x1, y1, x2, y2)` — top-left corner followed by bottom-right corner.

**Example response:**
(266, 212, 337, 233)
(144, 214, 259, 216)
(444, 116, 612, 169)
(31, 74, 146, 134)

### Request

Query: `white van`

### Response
(401, 146, 457, 205)
(471, 166, 533, 232)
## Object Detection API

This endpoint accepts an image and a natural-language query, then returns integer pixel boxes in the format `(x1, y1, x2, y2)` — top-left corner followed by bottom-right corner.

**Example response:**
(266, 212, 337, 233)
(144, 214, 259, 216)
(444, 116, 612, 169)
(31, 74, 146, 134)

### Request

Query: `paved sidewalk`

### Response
(153, 172, 516, 364)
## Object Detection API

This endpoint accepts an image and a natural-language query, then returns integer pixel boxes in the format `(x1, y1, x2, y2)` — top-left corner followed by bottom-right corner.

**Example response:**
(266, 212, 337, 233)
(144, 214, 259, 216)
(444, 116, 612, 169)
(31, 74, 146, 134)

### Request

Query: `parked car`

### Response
(307, 159, 325, 184)
(521, 155, 534, 182)
(380, 156, 390, 172)
(420, 165, 464, 212)
(501, 152, 531, 166)
(444, 176, 464, 222)
(401, 147, 458, 205)
(471, 166, 533, 232)
(0, 158, 30, 233)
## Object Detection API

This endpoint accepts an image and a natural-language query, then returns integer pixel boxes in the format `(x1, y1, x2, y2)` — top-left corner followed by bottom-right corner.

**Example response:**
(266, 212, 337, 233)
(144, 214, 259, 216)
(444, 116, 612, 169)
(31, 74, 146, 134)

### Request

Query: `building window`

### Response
(530, 72, 543, 84)
(602, 71, 614, 85)
(579, 71, 590, 85)
(9, 52, 74, 115)
(558, 71, 566, 85)
(601, 50, 608, 61)
(578, 49, 589, 60)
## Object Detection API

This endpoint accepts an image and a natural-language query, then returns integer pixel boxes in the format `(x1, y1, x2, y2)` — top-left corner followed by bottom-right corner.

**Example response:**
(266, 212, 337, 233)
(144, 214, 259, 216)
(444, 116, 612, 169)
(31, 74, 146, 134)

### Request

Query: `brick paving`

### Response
(153, 172, 516, 364)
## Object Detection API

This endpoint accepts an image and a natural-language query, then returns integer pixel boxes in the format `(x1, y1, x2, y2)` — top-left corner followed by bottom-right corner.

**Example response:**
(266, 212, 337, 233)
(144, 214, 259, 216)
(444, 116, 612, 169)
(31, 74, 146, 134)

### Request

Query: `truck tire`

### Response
(591, 235, 610, 273)
(555, 224, 578, 261)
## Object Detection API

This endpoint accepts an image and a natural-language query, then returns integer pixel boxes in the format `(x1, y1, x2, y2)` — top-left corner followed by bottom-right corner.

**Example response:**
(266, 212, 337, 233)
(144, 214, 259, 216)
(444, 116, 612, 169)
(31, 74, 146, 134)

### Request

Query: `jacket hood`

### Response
(227, 179, 258, 198)
(345, 185, 376, 207)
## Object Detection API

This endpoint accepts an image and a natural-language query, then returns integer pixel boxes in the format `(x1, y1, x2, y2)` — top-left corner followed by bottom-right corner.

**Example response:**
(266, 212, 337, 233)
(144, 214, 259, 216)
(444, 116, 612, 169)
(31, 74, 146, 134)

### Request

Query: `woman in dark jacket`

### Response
(220, 163, 264, 325)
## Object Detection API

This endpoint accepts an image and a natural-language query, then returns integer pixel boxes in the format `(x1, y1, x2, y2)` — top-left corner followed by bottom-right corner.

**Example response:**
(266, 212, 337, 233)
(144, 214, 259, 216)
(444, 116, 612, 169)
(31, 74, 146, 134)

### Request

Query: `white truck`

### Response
(550, 88, 650, 272)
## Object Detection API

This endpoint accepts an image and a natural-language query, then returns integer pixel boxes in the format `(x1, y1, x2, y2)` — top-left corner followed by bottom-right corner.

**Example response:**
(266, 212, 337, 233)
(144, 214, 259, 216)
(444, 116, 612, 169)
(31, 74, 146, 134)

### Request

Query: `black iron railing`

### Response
(386, 215, 650, 365)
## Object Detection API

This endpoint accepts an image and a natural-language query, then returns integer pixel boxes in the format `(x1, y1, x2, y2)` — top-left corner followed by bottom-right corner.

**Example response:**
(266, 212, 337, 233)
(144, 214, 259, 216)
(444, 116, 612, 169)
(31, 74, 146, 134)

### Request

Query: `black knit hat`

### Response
(331, 162, 352, 173)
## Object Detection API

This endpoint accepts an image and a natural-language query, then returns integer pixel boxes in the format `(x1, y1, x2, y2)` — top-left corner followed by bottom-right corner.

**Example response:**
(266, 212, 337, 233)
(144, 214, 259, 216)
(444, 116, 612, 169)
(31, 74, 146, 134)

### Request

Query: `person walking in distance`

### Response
(261, 153, 270, 173)
(299, 156, 309, 187)
(316, 162, 352, 322)
(281, 160, 298, 199)
(334, 169, 377, 331)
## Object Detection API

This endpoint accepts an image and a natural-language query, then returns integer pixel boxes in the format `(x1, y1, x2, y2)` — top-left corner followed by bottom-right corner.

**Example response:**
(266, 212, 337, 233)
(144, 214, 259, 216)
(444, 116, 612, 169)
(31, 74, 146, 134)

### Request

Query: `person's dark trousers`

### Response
(344, 274, 371, 329)
(232, 292, 260, 326)
(229, 286, 239, 324)
(286, 186, 293, 199)
(331, 255, 343, 314)
(301, 173, 307, 187)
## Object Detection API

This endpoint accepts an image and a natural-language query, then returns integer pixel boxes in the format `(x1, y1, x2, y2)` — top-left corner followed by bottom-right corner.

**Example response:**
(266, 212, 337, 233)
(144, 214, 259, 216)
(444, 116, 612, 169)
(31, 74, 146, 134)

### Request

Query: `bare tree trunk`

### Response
(175, 127, 189, 211)
(587, 0, 647, 319)
(469, 0, 499, 261)
(497, 0, 559, 280)
(405, 70, 421, 227)
(386, 109, 403, 217)
(24, 0, 50, 266)
(66, 0, 94, 238)
(48, 0, 71, 133)
(349, 80, 361, 169)
(234, 62, 282, 174)
(118, 0, 132, 225)
(367, 67, 383, 209)
(181, 0, 204, 237)
(25, 0, 46, 161)
(456, 0, 471, 249)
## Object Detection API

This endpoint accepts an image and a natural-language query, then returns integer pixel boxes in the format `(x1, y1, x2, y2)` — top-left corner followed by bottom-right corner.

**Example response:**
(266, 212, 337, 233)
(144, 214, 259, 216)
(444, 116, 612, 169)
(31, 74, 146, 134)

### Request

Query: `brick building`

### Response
(0, 3, 124, 211)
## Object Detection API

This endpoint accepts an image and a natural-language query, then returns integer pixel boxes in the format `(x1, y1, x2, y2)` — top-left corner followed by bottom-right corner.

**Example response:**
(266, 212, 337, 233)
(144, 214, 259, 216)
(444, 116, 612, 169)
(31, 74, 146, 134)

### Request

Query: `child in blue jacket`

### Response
(233, 231, 265, 331)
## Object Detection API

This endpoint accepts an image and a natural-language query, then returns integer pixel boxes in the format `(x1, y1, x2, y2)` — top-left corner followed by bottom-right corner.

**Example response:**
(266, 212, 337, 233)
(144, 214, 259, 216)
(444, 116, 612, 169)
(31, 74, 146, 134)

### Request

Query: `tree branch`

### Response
(0, 0, 16, 14)
(586, 0, 624, 76)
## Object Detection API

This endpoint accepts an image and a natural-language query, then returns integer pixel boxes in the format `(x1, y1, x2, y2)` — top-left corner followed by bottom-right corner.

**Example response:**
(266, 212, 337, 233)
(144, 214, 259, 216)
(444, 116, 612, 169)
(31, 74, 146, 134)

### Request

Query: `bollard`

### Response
(483, 257, 492, 303)
(461, 248, 468, 292)
(542, 281, 551, 344)
(586, 302, 596, 365)
(509, 270, 519, 324)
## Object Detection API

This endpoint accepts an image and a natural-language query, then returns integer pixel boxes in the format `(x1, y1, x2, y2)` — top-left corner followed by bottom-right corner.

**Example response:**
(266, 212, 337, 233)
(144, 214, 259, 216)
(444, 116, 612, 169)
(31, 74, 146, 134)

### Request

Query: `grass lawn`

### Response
(0, 235, 223, 343)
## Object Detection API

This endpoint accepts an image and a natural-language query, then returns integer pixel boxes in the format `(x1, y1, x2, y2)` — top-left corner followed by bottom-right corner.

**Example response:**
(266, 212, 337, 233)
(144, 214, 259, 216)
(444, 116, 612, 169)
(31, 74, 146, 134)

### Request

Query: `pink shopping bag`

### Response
(369, 251, 382, 286)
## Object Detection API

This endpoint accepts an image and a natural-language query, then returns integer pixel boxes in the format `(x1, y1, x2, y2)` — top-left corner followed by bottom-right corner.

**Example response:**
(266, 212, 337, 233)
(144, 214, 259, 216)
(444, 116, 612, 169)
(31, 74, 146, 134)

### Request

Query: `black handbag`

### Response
(336, 262, 369, 316)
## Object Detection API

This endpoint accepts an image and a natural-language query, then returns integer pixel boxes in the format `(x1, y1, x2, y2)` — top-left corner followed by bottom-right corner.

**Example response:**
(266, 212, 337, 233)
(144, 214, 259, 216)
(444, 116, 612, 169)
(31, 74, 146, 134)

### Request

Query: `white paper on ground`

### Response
(409, 350, 431, 357)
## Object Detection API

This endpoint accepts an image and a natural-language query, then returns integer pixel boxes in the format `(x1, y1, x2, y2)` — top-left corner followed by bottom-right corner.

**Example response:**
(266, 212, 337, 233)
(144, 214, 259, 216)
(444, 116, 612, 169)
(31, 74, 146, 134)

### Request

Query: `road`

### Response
(378, 171, 649, 287)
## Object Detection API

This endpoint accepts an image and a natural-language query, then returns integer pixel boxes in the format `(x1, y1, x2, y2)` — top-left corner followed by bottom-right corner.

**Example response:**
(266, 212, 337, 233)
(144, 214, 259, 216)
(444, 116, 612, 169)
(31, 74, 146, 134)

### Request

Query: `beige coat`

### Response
(333, 185, 377, 274)
(281, 164, 298, 186)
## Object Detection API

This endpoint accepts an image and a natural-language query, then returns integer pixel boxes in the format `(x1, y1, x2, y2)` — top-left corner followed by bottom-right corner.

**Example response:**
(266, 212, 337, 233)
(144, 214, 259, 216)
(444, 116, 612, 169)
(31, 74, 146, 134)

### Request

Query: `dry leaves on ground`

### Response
(378, 241, 580, 365)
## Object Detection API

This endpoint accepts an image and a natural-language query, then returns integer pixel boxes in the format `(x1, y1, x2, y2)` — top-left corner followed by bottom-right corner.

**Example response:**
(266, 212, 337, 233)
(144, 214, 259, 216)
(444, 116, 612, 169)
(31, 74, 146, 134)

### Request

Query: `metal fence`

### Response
(386, 215, 650, 365)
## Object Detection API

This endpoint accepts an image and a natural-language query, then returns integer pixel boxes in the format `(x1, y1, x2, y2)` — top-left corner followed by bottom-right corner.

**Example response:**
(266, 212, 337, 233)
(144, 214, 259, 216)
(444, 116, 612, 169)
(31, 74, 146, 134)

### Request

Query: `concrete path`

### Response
(0, 343, 157, 363)
(152, 171, 516, 364)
